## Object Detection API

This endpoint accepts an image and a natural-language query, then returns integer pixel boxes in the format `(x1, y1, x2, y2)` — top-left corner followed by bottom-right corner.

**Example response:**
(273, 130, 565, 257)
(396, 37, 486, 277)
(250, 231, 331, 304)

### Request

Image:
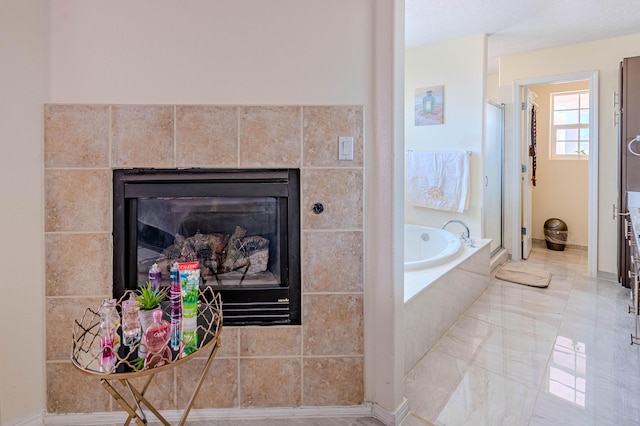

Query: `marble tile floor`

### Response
(404, 245, 640, 426)
(148, 418, 385, 426)
(117, 246, 638, 426)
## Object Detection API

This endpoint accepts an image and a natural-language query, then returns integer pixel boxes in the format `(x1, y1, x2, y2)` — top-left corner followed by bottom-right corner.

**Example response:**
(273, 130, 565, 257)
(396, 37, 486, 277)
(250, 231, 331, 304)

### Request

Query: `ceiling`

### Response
(405, 0, 640, 74)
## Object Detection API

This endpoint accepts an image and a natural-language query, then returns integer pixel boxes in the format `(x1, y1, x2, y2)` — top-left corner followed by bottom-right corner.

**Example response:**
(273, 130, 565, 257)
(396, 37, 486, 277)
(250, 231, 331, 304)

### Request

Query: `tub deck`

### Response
(404, 238, 491, 374)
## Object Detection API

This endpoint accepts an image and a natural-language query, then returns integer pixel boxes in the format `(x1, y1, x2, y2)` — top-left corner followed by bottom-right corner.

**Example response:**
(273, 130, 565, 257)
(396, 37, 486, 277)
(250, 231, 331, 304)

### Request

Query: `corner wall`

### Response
(1, 0, 406, 423)
(0, 1, 47, 424)
(44, 0, 379, 415)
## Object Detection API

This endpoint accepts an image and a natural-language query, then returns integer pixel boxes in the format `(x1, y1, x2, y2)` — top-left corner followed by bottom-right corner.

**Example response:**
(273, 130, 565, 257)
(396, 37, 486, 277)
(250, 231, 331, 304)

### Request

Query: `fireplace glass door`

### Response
(137, 196, 281, 287)
(113, 169, 300, 325)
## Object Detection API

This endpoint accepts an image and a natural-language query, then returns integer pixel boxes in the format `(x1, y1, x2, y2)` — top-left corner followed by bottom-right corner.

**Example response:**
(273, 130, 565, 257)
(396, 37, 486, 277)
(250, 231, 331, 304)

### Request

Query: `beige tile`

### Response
(303, 294, 363, 356)
(216, 326, 239, 358)
(111, 105, 174, 167)
(176, 357, 238, 409)
(302, 169, 363, 230)
(303, 357, 364, 406)
(47, 361, 111, 413)
(239, 106, 301, 167)
(240, 326, 301, 356)
(48, 297, 106, 360)
(302, 106, 363, 167)
(114, 369, 176, 411)
(240, 358, 301, 407)
(45, 169, 111, 232)
(46, 233, 111, 296)
(303, 231, 363, 293)
(44, 104, 110, 168)
(176, 105, 238, 167)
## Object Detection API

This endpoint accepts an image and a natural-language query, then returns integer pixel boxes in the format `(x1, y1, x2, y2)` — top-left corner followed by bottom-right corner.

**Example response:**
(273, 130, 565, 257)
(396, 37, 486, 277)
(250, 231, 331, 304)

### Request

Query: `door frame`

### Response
(522, 88, 535, 260)
(510, 71, 599, 276)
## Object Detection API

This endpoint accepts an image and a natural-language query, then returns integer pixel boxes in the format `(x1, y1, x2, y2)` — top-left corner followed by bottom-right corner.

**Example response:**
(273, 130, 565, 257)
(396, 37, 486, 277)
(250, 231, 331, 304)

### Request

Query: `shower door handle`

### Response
(484, 176, 488, 187)
(614, 203, 630, 220)
(629, 135, 640, 156)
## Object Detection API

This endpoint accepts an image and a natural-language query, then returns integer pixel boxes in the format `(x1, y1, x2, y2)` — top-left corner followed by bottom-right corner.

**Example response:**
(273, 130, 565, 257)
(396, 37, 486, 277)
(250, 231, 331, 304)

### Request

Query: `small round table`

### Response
(71, 288, 223, 426)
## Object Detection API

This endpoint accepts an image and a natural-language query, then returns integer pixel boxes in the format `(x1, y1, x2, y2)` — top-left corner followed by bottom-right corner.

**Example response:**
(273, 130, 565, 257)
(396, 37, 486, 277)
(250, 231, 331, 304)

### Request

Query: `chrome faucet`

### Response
(442, 219, 472, 244)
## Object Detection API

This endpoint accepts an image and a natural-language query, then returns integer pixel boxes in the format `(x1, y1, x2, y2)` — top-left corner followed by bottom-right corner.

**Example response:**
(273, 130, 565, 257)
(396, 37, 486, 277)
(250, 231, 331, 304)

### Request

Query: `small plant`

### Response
(133, 282, 168, 311)
(131, 357, 145, 371)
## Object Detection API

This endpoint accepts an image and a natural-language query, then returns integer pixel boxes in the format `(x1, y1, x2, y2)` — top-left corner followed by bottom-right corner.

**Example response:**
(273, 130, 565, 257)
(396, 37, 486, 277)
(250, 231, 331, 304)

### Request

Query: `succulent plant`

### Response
(133, 282, 168, 311)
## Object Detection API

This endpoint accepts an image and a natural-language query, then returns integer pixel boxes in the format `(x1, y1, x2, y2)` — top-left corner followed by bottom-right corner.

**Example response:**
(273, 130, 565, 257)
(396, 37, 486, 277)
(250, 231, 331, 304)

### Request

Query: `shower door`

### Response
(483, 101, 504, 255)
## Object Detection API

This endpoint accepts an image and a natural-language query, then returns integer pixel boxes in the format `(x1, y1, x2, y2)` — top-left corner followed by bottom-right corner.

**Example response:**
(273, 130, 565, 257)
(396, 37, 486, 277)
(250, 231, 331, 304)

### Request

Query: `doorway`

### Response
(511, 71, 599, 276)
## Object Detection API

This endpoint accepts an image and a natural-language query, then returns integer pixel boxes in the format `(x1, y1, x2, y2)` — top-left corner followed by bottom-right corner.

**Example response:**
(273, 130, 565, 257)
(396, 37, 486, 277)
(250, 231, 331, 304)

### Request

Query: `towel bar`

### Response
(406, 150, 472, 156)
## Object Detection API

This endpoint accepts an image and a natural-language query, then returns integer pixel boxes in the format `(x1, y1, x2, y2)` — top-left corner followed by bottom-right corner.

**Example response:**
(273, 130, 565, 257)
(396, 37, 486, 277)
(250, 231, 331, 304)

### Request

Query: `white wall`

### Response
(404, 35, 486, 238)
(486, 74, 499, 102)
(48, 0, 371, 106)
(500, 33, 640, 274)
(0, 1, 47, 424)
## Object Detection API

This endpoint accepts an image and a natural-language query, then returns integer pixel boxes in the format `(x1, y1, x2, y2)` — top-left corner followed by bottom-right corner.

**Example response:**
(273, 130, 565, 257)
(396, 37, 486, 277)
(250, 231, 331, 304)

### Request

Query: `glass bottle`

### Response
(143, 310, 171, 369)
(99, 299, 116, 373)
(104, 298, 121, 352)
(149, 262, 162, 291)
(169, 262, 181, 351)
(121, 296, 141, 348)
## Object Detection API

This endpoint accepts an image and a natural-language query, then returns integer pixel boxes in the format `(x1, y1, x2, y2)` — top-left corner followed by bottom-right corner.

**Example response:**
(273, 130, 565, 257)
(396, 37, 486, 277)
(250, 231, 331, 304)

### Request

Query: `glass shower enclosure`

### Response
(483, 101, 505, 255)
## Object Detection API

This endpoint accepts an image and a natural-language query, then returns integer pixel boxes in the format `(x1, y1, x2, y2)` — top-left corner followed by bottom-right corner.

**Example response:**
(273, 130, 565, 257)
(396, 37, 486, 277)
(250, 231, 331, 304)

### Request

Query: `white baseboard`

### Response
(490, 248, 508, 272)
(43, 405, 374, 425)
(597, 270, 617, 282)
(371, 398, 410, 426)
(6, 411, 44, 426)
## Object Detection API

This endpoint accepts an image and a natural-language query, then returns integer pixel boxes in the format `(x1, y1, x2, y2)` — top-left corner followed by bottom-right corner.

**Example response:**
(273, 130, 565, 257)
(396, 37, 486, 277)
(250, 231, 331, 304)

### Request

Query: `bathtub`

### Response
(403, 226, 491, 374)
(404, 224, 464, 270)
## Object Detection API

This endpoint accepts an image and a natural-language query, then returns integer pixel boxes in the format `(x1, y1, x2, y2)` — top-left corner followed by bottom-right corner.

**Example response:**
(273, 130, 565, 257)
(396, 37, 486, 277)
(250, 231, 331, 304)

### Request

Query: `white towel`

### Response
(406, 151, 470, 213)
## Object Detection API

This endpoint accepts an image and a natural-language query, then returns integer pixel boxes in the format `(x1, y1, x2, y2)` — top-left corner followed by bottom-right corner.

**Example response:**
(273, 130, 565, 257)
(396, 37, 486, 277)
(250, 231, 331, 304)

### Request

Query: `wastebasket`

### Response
(544, 218, 568, 251)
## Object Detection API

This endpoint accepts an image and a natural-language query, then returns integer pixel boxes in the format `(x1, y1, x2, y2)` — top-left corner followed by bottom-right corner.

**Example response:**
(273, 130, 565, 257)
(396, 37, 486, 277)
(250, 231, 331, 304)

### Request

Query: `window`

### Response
(550, 90, 589, 159)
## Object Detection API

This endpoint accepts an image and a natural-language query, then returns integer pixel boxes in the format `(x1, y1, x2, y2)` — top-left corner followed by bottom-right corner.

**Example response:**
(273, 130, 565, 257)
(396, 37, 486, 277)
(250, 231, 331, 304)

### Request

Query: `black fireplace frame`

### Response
(113, 168, 301, 326)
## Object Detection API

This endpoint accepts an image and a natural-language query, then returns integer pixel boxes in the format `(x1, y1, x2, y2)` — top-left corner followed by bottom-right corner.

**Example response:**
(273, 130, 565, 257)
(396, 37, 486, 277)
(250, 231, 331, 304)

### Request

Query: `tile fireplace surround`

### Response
(44, 104, 364, 414)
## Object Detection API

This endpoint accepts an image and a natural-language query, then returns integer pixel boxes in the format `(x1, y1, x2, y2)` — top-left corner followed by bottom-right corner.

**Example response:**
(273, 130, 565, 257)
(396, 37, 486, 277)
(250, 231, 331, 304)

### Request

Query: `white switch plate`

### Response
(338, 136, 354, 161)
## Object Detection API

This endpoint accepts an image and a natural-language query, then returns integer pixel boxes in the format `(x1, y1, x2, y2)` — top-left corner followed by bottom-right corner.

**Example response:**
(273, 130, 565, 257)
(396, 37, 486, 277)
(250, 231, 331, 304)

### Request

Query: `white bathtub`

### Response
(404, 224, 464, 271)
(403, 229, 491, 375)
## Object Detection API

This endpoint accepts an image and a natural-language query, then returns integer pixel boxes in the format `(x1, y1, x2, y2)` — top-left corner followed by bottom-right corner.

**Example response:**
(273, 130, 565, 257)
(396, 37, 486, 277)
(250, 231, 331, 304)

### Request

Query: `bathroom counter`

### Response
(629, 191, 640, 240)
(625, 191, 640, 345)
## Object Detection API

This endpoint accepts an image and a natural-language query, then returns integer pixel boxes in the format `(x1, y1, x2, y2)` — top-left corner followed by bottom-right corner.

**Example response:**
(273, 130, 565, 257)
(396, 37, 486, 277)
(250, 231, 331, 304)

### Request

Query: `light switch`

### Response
(338, 136, 354, 161)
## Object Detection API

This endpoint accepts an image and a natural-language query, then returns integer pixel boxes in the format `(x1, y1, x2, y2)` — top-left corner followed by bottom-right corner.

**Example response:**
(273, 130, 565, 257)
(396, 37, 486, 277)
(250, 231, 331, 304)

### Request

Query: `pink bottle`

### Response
(143, 310, 171, 369)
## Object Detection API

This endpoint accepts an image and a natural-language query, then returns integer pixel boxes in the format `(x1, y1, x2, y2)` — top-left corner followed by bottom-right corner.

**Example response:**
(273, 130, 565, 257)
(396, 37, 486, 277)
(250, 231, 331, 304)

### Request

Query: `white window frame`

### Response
(550, 90, 589, 160)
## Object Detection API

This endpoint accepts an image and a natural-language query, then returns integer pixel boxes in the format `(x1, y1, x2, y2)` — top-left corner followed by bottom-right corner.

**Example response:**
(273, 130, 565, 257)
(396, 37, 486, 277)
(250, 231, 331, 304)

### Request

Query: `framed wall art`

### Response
(414, 85, 444, 126)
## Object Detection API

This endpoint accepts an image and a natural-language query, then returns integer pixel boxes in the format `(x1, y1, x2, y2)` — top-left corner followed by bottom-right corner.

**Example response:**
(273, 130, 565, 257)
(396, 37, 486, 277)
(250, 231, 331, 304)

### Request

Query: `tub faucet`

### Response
(442, 220, 472, 245)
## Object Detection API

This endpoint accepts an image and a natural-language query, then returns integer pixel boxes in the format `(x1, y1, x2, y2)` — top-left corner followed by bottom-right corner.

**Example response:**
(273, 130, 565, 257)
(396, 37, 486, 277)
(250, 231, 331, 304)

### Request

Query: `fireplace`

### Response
(113, 168, 301, 326)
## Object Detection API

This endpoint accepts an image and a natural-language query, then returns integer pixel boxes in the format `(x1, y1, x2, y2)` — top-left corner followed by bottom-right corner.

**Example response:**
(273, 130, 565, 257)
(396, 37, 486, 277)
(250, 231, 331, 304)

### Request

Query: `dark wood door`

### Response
(618, 56, 640, 288)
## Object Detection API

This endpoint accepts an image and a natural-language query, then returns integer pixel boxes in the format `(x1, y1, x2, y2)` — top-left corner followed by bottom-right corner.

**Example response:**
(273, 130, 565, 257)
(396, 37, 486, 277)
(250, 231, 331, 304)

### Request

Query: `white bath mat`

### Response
(494, 262, 551, 288)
